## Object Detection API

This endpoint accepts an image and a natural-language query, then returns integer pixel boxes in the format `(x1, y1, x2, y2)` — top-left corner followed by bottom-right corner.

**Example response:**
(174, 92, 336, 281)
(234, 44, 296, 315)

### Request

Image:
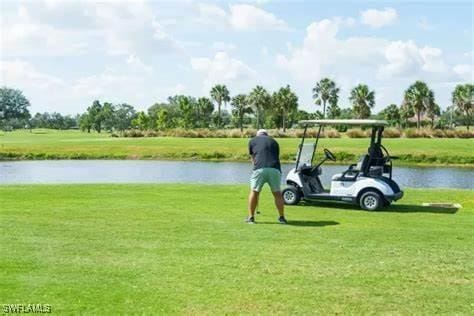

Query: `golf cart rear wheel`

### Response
(282, 186, 301, 205)
(359, 191, 383, 211)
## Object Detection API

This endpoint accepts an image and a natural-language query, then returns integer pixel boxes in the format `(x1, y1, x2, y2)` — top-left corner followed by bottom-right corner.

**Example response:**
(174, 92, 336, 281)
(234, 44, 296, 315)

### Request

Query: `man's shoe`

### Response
(246, 216, 256, 224)
(278, 216, 288, 224)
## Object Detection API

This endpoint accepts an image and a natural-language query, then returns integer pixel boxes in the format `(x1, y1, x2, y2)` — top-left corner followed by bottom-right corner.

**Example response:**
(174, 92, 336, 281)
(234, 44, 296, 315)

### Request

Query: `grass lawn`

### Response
(1, 184, 472, 314)
(0, 129, 473, 166)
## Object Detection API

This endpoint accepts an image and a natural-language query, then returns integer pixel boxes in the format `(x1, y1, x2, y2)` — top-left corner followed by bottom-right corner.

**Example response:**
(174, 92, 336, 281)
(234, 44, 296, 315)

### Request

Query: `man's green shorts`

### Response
(250, 168, 282, 192)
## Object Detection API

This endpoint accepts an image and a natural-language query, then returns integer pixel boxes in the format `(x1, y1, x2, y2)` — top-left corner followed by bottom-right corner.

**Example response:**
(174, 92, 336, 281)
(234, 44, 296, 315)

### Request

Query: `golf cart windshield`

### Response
(297, 143, 315, 168)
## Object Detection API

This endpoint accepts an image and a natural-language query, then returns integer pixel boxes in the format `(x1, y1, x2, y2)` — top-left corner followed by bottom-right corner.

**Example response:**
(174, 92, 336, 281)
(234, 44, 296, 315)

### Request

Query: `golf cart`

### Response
(282, 119, 403, 211)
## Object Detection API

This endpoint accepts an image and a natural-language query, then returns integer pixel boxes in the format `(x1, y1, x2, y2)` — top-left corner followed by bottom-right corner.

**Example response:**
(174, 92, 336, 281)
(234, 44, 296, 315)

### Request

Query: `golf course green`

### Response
(0, 129, 473, 166)
(1, 184, 472, 314)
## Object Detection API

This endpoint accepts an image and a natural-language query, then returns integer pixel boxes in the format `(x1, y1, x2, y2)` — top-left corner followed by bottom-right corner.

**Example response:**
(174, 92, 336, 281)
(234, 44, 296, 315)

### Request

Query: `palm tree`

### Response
(231, 94, 251, 132)
(326, 103, 341, 119)
(196, 97, 214, 128)
(400, 100, 415, 128)
(312, 78, 339, 119)
(272, 85, 298, 132)
(247, 86, 271, 129)
(381, 104, 401, 127)
(210, 84, 230, 128)
(404, 81, 435, 129)
(452, 84, 473, 130)
(425, 102, 440, 129)
(349, 84, 375, 119)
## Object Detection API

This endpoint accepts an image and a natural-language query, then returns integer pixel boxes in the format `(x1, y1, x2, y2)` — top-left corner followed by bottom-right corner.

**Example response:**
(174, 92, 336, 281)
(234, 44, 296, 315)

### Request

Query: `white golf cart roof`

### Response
(299, 119, 388, 126)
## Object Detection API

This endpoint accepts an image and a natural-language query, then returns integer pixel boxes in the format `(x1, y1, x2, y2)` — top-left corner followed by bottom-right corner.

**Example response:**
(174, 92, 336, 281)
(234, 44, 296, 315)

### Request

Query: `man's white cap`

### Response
(256, 129, 268, 136)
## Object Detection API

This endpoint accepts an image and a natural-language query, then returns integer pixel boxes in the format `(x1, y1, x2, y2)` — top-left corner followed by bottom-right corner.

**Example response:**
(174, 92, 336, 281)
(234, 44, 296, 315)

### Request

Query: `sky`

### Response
(1, 0, 473, 115)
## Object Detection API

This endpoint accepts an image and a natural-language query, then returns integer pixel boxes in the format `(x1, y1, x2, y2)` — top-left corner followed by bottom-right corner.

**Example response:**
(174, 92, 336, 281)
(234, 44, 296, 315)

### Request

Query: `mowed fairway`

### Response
(1, 129, 473, 165)
(1, 184, 472, 314)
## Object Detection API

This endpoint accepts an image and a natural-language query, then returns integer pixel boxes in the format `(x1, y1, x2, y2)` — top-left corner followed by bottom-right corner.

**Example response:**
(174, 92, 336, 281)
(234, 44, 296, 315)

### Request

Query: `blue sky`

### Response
(1, 0, 472, 115)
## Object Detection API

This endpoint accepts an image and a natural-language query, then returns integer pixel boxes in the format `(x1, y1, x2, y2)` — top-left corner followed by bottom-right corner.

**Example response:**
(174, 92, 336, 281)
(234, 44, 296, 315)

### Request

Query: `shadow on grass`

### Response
(384, 204, 459, 214)
(257, 220, 339, 227)
(299, 201, 459, 214)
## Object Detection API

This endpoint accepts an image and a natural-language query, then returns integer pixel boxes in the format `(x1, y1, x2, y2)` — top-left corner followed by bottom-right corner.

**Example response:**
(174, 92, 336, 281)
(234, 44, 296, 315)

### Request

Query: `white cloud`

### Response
(453, 64, 473, 80)
(360, 8, 398, 28)
(275, 16, 466, 111)
(0, 60, 63, 90)
(196, 3, 228, 27)
(379, 40, 448, 77)
(418, 17, 434, 30)
(86, 1, 181, 56)
(170, 83, 186, 95)
(1, 0, 181, 57)
(463, 51, 474, 59)
(277, 17, 454, 84)
(72, 70, 148, 105)
(2, 20, 89, 57)
(197, 3, 288, 31)
(211, 42, 237, 52)
(126, 55, 153, 74)
(229, 4, 288, 31)
(276, 18, 386, 82)
(191, 51, 258, 90)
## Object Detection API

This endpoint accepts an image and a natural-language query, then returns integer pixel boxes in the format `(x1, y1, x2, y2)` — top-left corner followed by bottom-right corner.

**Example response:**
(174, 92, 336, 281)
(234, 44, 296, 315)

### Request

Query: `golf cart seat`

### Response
(300, 164, 322, 176)
(332, 155, 369, 182)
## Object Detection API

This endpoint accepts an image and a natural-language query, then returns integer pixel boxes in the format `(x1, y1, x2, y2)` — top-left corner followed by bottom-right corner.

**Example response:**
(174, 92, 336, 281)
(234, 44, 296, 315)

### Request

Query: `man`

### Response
(246, 129, 287, 224)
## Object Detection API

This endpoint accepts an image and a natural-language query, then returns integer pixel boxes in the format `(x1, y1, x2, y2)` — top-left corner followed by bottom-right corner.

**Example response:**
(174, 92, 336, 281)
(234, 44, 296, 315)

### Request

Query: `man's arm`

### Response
(249, 140, 255, 164)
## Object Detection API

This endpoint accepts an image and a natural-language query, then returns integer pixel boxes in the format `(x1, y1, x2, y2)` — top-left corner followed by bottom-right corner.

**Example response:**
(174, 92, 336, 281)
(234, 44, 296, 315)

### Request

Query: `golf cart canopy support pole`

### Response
(313, 125, 323, 164)
(295, 125, 308, 169)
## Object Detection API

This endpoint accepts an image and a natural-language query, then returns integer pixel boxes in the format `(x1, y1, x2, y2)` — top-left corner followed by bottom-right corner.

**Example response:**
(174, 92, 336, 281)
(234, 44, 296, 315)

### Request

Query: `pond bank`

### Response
(1, 131, 473, 167)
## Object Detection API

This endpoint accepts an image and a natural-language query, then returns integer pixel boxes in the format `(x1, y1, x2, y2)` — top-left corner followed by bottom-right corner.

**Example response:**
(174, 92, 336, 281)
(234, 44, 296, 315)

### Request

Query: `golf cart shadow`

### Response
(300, 201, 459, 214)
(259, 220, 339, 227)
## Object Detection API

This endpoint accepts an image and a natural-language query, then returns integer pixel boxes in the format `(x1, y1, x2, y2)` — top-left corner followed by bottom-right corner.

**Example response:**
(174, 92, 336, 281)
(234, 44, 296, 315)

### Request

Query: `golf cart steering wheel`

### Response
(324, 148, 337, 162)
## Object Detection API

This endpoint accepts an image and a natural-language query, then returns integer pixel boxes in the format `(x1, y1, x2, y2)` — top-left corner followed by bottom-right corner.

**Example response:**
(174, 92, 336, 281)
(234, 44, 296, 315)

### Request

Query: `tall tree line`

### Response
(1, 82, 472, 132)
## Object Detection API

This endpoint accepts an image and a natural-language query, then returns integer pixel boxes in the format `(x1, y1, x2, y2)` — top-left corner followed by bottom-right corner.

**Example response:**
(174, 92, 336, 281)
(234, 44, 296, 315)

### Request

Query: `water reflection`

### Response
(0, 160, 472, 189)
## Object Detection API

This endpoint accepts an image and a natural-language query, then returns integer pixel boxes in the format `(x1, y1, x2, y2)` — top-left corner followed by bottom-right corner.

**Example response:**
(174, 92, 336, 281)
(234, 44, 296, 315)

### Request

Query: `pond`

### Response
(0, 160, 472, 189)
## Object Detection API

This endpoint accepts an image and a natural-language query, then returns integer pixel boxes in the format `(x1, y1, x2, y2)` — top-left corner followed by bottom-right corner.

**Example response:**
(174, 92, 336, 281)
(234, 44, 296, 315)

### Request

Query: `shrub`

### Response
(431, 129, 445, 138)
(455, 130, 474, 138)
(270, 130, 291, 138)
(123, 129, 145, 137)
(243, 129, 256, 138)
(382, 128, 401, 138)
(444, 129, 456, 138)
(404, 128, 430, 138)
(144, 130, 158, 137)
(228, 129, 243, 138)
(325, 129, 341, 138)
(346, 129, 367, 138)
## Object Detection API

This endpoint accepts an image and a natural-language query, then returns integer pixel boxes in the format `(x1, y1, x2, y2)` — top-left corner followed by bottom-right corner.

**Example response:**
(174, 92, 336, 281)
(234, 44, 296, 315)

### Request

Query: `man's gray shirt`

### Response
(248, 135, 281, 171)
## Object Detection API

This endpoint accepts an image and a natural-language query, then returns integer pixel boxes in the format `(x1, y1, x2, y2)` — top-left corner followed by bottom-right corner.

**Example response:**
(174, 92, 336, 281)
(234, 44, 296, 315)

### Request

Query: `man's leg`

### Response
(267, 168, 287, 223)
(248, 169, 263, 221)
(272, 191, 284, 217)
(248, 190, 260, 218)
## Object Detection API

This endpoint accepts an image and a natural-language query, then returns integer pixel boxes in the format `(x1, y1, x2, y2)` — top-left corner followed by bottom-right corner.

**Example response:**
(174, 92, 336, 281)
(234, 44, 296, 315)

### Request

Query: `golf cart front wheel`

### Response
(359, 191, 382, 211)
(282, 186, 301, 205)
